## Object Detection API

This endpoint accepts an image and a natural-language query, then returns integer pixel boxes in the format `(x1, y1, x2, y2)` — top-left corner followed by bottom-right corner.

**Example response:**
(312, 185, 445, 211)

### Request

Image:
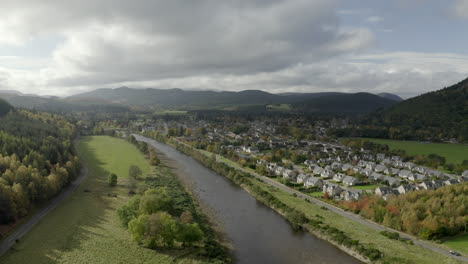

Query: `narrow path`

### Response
(170, 138, 468, 263)
(0, 166, 88, 256)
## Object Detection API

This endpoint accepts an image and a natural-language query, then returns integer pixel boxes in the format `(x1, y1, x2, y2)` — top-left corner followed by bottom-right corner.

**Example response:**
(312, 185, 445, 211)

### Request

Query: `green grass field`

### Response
(154, 110, 188, 116)
(0, 136, 209, 264)
(359, 138, 468, 164)
(351, 184, 382, 190)
(444, 234, 468, 255)
(266, 104, 292, 111)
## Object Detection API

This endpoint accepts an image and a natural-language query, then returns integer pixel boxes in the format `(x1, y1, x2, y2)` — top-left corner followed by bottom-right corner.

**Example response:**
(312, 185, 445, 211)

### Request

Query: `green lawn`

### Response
(444, 234, 468, 255)
(0, 136, 208, 264)
(352, 184, 382, 190)
(310, 191, 323, 197)
(85, 136, 151, 178)
(357, 138, 468, 165)
(266, 104, 292, 111)
(153, 110, 188, 116)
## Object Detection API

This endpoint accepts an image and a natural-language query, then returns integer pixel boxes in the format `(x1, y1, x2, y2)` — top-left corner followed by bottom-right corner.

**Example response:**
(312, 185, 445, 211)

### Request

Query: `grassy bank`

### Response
(444, 234, 468, 255)
(0, 136, 216, 264)
(358, 138, 468, 165)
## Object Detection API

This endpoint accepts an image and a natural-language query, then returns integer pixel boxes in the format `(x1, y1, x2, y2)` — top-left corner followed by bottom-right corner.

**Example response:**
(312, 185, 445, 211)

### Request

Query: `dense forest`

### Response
(339, 183, 468, 240)
(0, 108, 81, 225)
(332, 77, 468, 142)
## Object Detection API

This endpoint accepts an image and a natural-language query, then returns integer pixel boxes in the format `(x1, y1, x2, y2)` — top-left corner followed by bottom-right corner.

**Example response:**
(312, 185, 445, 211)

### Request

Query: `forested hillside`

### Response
(0, 110, 81, 225)
(333, 77, 468, 142)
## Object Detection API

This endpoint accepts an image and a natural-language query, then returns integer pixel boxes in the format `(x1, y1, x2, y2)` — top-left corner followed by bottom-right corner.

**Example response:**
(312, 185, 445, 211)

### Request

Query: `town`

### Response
(135, 116, 468, 202)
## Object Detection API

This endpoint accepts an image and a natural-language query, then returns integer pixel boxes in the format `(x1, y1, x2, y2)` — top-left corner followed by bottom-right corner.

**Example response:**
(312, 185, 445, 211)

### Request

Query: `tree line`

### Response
(339, 183, 468, 240)
(0, 110, 80, 225)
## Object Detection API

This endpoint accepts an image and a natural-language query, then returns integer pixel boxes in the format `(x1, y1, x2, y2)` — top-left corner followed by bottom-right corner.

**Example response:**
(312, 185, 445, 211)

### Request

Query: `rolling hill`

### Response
(69, 87, 399, 113)
(362, 77, 468, 142)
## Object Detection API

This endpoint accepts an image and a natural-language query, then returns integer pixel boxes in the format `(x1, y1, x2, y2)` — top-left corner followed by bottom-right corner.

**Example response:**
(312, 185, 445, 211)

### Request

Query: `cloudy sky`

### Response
(0, 0, 468, 98)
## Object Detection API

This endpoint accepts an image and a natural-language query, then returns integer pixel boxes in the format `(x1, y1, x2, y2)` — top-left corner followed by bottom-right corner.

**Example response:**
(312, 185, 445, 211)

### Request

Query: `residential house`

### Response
(305, 176, 323, 189)
(413, 166, 428, 174)
(381, 159, 393, 166)
(274, 166, 285, 176)
(397, 184, 414, 194)
(432, 180, 445, 189)
(366, 162, 377, 170)
(374, 164, 387, 173)
(398, 170, 413, 179)
(323, 183, 343, 197)
(408, 173, 427, 182)
(419, 181, 436, 190)
(313, 166, 324, 175)
(341, 163, 353, 172)
(427, 170, 443, 178)
(375, 187, 394, 197)
(343, 176, 360, 186)
(358, 160, 368, 168)
(331, 162, 343, 171)
(463, 170, 468, 177)
(384, 167, 400, 176)
(360, 168, 373, 177)
(340, 189, 363, 201)
(320, 169, 335, 179)
(393, 160, 404, 168)
(333, 173, 346, 182)
(383, 176, 401, 187)
(296, 173, 309, 184)
(282, 169, 297, 180)
(444, 179, 459, 186)
(404, 162, 416, 170)
(376, 153, 386, 161)
(370, 172, 384, 181)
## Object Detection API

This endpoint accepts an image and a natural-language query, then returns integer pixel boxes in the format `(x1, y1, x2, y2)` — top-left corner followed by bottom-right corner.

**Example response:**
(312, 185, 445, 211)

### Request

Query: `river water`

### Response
(134, 135, 359, 264)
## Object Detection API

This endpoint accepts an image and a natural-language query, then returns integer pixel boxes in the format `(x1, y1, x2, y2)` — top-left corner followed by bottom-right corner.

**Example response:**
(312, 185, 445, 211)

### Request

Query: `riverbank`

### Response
(140, 133, 466, 264)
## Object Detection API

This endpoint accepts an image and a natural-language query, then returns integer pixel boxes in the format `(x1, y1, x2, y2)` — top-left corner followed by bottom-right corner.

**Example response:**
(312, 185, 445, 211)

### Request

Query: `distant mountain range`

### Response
(0, 87, 402, 113)
(67, 87, 400, 112)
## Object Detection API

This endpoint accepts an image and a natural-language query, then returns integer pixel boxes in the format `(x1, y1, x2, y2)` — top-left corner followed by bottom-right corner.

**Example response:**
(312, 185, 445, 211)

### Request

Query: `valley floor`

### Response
(0, 136, 213, 264)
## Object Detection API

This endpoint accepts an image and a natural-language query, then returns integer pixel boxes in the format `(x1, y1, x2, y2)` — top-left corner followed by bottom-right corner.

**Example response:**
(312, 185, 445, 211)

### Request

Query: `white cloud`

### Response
(0, 1, 465, 98)
(453, 0, 468, 18)
(366, 16, 383, 23)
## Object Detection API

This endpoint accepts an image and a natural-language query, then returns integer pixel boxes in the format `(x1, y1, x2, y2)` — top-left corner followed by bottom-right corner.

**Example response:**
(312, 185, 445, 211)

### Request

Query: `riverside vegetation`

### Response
(123, 136, 231, 263)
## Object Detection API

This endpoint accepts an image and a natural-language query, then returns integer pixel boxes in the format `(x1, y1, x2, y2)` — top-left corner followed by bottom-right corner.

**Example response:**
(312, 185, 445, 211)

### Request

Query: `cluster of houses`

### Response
(142, 119, 467, 202)
(259, 151, 467, 201)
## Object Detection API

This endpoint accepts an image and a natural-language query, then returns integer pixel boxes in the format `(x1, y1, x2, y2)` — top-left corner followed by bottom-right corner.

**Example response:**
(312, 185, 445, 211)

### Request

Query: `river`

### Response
(134, 135, 360, 264)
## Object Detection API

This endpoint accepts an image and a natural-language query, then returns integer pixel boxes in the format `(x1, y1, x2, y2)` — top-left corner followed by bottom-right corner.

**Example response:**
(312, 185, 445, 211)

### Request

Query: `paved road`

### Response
(169, 138, 468, 263)
(0, 166, 88, 256)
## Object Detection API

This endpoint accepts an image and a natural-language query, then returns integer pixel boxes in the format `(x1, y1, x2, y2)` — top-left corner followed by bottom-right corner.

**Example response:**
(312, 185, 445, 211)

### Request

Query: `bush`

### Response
(108, 173, 118, 186)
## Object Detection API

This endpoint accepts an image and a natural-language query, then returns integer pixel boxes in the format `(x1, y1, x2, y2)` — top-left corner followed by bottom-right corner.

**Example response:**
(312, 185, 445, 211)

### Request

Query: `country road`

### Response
(0, 166, 88, 256)
(168, 137, 468, 263)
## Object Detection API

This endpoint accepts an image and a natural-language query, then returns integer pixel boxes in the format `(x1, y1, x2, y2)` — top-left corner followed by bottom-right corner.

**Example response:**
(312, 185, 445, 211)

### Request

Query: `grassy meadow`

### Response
(0, 136, 210, 264)
(360, 138, 468, 164)
(444, 234, 468, 255)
